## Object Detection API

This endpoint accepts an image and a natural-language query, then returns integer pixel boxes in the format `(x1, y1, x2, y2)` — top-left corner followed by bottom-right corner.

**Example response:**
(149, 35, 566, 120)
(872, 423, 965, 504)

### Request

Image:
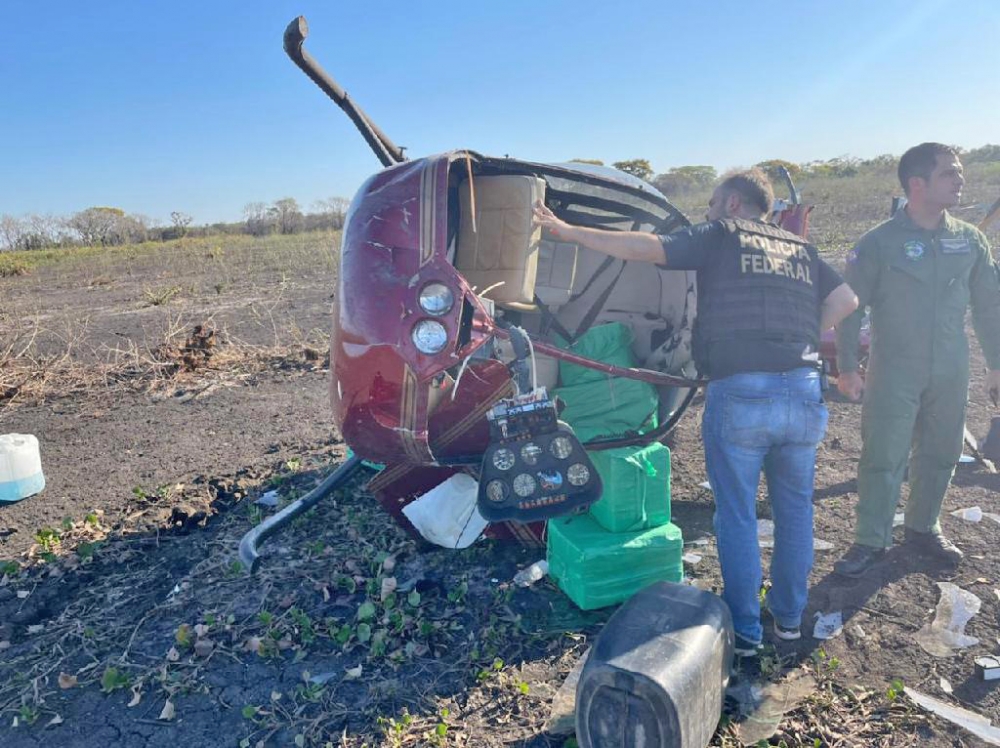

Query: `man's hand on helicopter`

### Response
(988, 369, 1000, 407)
(532, 201, 667, 264)
(837, 370, 864, 402)
(533, 201, 572, 238)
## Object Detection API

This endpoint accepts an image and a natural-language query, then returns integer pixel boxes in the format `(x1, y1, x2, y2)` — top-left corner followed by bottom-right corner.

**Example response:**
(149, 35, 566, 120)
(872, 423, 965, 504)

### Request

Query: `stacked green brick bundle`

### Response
(553, 323, 658, 442)
(547, 323, 684, 611)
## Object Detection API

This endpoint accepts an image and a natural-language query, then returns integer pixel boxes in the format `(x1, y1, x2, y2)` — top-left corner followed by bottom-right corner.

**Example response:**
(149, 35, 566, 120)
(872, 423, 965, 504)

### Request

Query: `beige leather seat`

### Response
(535, 239, 578, 308)
(455, 175, 545, 307)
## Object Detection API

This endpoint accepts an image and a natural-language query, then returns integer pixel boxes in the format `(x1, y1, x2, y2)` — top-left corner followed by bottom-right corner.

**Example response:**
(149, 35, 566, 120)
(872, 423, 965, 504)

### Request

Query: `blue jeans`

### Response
(702, 368, 828, 644)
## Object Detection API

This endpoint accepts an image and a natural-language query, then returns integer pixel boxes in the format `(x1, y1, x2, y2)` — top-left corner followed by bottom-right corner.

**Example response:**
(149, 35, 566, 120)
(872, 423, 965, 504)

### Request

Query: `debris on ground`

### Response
(905, 688, 1000, 746)
(255, 490, 280, 508)
(914, 582, 981, 657)
(728, 668, 817, 744)
(951, 506, 983, 522)
(513, 560, 549, 587)
(757, 519, 833, 550)
(812, 610, 844, 640)
(544, 647, 590, 736)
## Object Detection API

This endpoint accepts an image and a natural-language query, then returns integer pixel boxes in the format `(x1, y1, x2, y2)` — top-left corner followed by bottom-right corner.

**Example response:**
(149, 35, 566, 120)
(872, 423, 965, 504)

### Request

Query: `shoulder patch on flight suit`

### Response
(903, 240, 925, 261)
(940, 238, 971, 254)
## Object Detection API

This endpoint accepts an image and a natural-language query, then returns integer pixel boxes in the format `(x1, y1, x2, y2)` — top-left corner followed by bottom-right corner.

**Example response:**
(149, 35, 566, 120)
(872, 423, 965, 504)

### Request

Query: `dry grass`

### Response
(0, 316, 327, 413)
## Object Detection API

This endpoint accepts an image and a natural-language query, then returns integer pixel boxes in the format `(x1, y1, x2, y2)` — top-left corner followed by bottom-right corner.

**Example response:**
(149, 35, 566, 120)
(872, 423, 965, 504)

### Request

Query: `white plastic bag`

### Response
(401, 474, 487, 549)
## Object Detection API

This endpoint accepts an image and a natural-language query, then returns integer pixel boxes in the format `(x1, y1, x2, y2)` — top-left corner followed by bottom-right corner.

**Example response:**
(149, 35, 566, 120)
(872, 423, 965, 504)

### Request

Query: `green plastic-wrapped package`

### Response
(555, 377, 658, 442)
(588, 443, 671, 533)
(555, 322, 636, 387)
(553, 322, 659, 441)
(547, 514, 683, 611)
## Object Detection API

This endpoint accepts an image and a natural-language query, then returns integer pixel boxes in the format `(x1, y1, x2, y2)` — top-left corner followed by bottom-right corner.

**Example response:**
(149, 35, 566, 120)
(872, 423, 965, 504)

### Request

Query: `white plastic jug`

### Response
(0, 434, 45, 504)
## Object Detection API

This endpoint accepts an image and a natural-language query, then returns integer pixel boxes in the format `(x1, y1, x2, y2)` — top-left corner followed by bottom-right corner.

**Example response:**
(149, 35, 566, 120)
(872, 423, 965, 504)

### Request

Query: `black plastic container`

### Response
(575, 581, 734, 748)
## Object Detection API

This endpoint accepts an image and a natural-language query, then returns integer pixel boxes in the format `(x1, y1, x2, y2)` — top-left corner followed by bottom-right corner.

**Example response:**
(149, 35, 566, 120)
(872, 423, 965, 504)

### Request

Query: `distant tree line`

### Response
(568, 143, 1000, 198)
(0, 196, 351, 252)
(3, 143, 998, 252)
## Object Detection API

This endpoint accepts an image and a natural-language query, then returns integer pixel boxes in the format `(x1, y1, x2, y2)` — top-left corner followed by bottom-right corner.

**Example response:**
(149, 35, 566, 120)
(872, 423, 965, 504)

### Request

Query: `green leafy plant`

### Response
(34, 527, 61, 553)
(77, 542, 100, 560)
(447, 580, 469, 604)
(143, 284, 181, 306)
(289, 608, 315, 645)
(886, 678, 905, 702)
(175, 623, 193, 649)
(100, 666, 130, 693)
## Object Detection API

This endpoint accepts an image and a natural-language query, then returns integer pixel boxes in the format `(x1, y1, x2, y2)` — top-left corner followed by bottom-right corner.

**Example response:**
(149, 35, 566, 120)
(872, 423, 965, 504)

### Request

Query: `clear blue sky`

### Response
(2, 0, 998, 225)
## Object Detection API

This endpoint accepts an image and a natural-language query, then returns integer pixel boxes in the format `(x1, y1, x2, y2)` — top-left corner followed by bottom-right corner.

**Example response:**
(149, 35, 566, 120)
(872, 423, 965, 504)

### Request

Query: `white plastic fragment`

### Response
(940, 677, 953, 694)
(812, 611, 844, 640)
(914, 582, 981, 657)
(905, 687, 1000, 745)
(513, 560, 548, 587)
(682, 553, 703, 566)
(959, 454, 976, 463)
(255, 490, 280, 508)
(951, 506, 983, 522)
(309, 671, 338, 685)
(699, 481, 713, 491)
(757, 519, 833, 550)
(729, 669, 817, 744)
(758, 519, 775, 548)
(893, 512, 905, 528)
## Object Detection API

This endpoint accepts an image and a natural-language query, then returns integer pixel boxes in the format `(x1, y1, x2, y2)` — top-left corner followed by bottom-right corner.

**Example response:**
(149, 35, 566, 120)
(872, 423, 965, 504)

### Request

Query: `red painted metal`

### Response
(329, 154, 498, 465)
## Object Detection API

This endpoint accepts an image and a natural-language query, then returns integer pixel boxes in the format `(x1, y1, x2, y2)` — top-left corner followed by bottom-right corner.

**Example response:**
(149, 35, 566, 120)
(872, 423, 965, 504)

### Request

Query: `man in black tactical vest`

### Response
(534, 169, 858, 657)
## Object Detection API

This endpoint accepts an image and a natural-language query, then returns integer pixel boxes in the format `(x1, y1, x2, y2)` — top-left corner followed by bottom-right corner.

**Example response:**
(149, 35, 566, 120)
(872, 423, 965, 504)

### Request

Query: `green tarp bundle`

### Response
(556, 322, 637, 387)
(554, 323, 658, 442)
(588, 442, 671, 533)
(547, 514, 683, 611)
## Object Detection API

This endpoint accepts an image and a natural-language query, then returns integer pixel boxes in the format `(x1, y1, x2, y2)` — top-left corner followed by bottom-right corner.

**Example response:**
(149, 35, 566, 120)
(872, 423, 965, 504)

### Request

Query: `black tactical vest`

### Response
(692, 218, 822, 377)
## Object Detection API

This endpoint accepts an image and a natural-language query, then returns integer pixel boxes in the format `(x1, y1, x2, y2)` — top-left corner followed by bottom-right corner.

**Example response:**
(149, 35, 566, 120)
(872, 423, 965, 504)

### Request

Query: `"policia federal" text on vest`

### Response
(693, 218, 822, 377)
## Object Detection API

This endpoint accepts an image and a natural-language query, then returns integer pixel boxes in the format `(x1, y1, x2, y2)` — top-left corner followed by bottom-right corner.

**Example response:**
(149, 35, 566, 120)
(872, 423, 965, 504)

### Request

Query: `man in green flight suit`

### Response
(834, 142, 1000, 577)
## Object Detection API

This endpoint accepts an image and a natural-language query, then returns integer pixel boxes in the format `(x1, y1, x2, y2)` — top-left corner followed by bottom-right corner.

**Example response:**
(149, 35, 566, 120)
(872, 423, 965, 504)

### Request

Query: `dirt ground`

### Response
(4, 233, 1000, 747)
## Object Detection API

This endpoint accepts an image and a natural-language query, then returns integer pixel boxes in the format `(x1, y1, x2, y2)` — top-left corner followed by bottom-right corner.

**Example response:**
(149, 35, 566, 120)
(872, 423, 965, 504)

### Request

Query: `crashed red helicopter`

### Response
(239, 16, 833, 571)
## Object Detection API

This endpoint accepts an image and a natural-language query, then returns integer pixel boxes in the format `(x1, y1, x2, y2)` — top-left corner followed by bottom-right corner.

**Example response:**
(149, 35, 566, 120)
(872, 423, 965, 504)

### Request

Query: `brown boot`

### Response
(904, 528, 963, 565)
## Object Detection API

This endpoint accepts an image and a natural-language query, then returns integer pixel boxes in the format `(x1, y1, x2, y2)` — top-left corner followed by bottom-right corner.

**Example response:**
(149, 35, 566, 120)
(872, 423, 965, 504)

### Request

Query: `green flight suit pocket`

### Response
(884, 258, 930, 286)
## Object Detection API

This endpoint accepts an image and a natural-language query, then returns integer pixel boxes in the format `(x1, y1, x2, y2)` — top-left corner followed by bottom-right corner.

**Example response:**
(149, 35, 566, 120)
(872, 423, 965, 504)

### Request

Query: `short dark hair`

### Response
(718, 168, 774, 216)
(898, 143, 959, 194)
